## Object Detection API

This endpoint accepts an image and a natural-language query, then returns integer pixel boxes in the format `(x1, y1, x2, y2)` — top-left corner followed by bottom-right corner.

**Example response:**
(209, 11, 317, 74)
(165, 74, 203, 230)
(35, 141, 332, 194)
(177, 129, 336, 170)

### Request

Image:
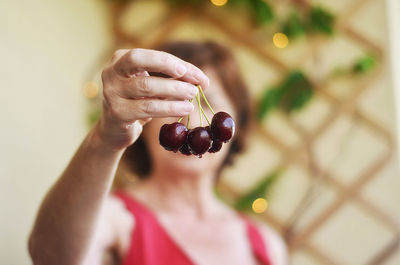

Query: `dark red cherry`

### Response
(179, 137, 192, 156)
(179, 142, 192, 156)
(159, 122, 188, 152)
(208, 139, 223, 153)
(211, 112, 235, 143)
(205, 126, 223, 153)
(187, 127, 212, 157)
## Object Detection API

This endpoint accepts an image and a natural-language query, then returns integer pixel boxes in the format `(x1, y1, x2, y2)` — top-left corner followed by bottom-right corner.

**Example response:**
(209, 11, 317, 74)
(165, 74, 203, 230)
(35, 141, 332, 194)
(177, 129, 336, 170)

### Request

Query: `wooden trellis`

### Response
(90, 0, 399, 264)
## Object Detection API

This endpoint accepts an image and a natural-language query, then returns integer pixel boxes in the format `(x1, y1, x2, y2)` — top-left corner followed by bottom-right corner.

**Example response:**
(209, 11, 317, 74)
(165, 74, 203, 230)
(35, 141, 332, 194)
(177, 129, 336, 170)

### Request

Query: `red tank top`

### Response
(114, 192, 271, 265)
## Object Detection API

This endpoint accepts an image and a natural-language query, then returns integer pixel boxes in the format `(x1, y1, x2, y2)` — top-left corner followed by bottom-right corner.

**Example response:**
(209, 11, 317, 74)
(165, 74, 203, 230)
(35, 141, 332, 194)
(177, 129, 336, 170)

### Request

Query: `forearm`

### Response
(29, 121, 125, 265)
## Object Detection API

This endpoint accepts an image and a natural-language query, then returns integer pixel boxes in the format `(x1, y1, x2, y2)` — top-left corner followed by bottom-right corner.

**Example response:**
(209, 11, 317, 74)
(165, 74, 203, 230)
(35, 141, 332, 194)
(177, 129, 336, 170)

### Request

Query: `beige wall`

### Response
(0, 1, 110, 264)
(387, 0, 400, 155)
(1, 0, 399, 264)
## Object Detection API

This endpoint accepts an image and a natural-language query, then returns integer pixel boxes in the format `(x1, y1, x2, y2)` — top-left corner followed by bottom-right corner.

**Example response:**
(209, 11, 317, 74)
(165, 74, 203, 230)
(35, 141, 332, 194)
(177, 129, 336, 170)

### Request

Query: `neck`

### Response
(143, 165, 222, 219)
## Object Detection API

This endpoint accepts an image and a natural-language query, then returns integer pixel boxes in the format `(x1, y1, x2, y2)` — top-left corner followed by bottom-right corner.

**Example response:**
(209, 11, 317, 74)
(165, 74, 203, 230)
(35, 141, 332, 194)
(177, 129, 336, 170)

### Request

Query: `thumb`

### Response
(138, 118, 152, 126)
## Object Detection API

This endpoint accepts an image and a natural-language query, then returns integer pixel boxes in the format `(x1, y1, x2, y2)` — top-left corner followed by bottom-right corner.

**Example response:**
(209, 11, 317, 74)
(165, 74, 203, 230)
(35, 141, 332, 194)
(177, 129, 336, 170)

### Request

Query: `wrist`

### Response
(88, 120, 127, 155)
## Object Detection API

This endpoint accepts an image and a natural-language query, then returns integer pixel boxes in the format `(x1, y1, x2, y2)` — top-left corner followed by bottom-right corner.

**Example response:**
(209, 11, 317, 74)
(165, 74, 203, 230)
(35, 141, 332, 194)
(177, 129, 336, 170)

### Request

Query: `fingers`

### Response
(110, 49, 129, 64)
(168, 58, 208, 90)
(103, 48, 209, 124)
(178, 61, 209, 90)
(113, 98, 194, 121)
(120, 76, 198, 100)
(138, 118, 152, 126)
(113, 48, 209, 89)
(114, 48, 187, 78)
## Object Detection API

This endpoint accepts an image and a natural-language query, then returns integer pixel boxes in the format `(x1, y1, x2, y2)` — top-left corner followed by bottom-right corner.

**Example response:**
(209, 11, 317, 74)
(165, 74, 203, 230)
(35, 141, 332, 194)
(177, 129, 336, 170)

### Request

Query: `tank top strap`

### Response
(113, 190, 152, 220)
(112, 190, 195, 265)
(113, 191, 271, 265)
(242, 215, 272, 265)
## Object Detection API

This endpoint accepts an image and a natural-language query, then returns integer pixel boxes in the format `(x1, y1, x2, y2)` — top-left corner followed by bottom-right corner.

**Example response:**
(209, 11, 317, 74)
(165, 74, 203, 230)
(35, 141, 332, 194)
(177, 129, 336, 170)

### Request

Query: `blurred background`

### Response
(1, 0, 400, 264)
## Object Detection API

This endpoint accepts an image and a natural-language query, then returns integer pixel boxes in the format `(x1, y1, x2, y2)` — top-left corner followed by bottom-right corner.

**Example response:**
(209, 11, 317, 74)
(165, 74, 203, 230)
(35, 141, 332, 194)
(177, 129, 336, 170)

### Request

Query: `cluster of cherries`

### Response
(159, 85, 235, 157)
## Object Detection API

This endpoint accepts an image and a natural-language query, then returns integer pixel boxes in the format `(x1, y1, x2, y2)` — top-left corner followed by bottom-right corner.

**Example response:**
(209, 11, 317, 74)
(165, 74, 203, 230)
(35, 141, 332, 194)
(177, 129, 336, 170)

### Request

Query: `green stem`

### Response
(198, 85, 215, 115)
(177, 117, 183, 123)
(186, 98, 194, 128)
(200, 107, 211, 125)
(196, 91, 202, 127)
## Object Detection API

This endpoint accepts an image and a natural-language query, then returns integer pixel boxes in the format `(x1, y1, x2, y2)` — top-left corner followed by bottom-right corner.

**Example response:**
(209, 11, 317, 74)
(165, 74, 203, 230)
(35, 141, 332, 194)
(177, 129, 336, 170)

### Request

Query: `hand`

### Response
(95, 48, 209, 151)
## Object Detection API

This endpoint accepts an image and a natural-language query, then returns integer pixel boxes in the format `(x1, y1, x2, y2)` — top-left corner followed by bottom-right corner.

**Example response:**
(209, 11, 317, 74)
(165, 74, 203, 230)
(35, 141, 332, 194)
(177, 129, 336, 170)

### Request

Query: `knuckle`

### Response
(129, 48, 142, 63)
(173, 81, 184, 94)
(137, 77, 151, 94)
(110, 103, 131, 122)
(107, 100, 121, 118)
(173, 81, 192, 98)
(102, 81, 114, 101)
(102, 87, 113, 103)
(111, 49, 124, 61)
(160, 51, 173, 65)
(143, 101, 156, 115)
(166, 102, 177, 114)
(102, 87, 110, 101)
(101, 67, 111, 83)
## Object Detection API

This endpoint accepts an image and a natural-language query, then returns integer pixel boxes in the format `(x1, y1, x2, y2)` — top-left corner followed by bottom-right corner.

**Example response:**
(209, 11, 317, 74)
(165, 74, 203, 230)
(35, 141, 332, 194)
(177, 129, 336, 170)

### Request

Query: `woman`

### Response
(28, 42, 287, 265)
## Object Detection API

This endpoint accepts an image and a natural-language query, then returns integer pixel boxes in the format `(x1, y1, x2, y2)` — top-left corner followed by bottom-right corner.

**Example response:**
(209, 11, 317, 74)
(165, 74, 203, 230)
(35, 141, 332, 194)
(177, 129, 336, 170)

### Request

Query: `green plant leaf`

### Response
(257, 87, 282, 120)
(279, 71, 314, 112)
(353, 54, 376, 74)
(280, 71, 307, 90)
(282, 11, 306, 39)
(257, 71, 314, 120)
(251, 0, 274, 25)
(287, 87, 313, 111)
(228, 0, 250, 4)
(235, 169, 282, 212)
(308, 6, 335, 35)
(167, 0, 203, 6)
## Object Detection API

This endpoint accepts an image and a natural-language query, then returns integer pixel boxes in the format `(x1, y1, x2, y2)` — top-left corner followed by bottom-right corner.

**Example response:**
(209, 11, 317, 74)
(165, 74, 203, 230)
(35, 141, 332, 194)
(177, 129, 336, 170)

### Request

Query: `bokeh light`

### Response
(252, 198, 268, 214)
(83, 81, 99, 99)
(210, 0, 228, 7)
(273, 32, 289, 49)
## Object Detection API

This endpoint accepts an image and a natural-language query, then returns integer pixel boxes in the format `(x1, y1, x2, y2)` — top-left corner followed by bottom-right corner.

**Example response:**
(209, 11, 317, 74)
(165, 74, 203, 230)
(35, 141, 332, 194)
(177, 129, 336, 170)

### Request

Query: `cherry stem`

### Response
(195, 87, 211, 125)
(177, 117, 183, 123)
(196, 91, 202, 127)
(198, 85, 215, 115)
(200, 107, 211, 125)
(186, 98, 193, 128)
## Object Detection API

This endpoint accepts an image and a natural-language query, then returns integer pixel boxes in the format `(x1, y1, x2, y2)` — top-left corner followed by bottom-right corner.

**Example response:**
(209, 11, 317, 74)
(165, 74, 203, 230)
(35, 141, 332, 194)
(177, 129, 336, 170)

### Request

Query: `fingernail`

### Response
(193, 71, 203, 82)
(184, 102, 194, 112)
(193, 71, 209, 88)
(189, 85, 198, 97)
(176, 64, 187, 76)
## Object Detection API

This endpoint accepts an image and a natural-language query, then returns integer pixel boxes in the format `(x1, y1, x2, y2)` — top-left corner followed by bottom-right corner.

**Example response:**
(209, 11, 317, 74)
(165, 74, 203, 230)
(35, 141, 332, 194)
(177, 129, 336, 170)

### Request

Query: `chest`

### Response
(155, 215, 261, 265)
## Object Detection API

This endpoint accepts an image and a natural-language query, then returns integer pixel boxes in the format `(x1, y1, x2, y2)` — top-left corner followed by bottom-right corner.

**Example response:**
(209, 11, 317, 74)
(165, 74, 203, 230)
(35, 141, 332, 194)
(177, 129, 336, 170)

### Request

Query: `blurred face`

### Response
(143, 67, 236, 177)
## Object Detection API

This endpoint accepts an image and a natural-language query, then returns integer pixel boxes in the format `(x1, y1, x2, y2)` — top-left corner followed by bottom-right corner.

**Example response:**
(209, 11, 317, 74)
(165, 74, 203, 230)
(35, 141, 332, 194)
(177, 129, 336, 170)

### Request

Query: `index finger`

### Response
(113, 48, 209, 89)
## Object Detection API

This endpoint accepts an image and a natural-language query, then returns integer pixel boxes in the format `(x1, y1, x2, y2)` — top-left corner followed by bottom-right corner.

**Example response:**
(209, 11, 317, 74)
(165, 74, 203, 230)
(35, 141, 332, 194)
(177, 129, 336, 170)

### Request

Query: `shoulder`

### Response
(83, 195, 135, 265)
(255, 221, 288, 265)
(106, 194, 135, 254)
(105, 194, 135, 226)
